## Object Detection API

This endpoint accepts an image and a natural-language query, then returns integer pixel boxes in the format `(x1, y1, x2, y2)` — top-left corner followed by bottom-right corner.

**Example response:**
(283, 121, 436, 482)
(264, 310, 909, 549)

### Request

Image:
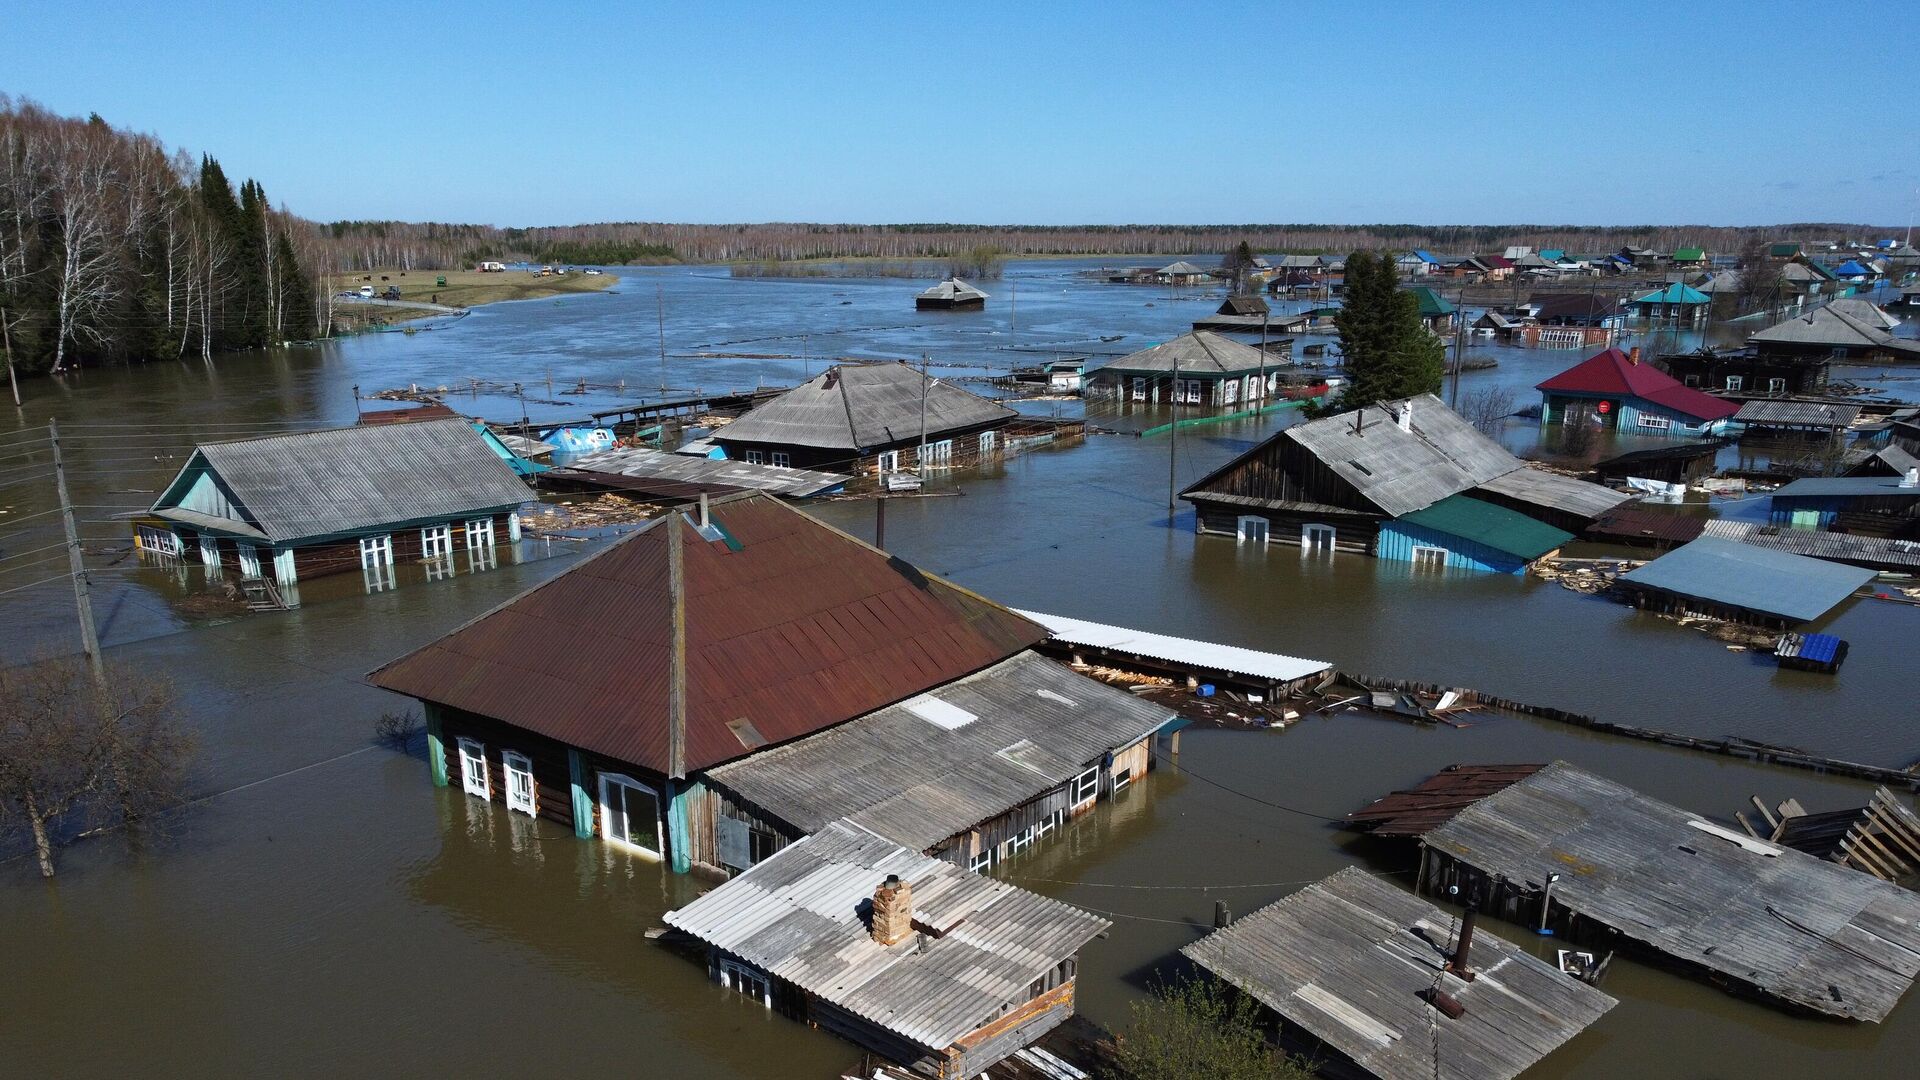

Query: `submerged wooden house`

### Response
(664, 821, 1109, 1078)
(1083, 331, 1291, 410)
(915, 278, 988, 311)
(1768, 474, 1920, 534)
(1655, 346, 1831, 396)
(712, 362, 1017, 475)
(1180, 394, 1626, 570)
(1397, 761, 1920, 1022)
(368, 493, 1170, 877)
(1182, 866, 1616, 1080)
(1536, 346, 1739, 437)
(1748, 302, 1920, 362)
(135, 418, 530, 593)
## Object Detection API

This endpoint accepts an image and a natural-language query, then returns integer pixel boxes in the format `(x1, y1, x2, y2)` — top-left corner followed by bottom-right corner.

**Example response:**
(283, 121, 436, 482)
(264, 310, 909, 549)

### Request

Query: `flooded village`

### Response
(8, 8, 1920, 1077)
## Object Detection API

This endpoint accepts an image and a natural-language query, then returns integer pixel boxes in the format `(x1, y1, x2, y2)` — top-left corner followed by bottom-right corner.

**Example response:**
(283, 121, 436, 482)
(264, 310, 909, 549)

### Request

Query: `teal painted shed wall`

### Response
(1376, 520, 1534, 575)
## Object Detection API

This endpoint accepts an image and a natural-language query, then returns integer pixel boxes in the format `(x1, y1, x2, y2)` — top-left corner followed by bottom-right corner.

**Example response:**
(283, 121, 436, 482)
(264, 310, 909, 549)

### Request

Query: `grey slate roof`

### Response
(1424, 762, 1920, 1022)
(1618, 537, 1875, 623)
(1474, 466, 1631, 522)
(151, 418, 530, 544)
(1282, 395, 1526, 518)
(715, 363, 1016, 452)
(1825, 298, 1900, 330)
(663, 821, 1109, 1051)
(1099, 331, 1279, 377)
(707, 652, 1170, 850)
(1183, 867, 1616, 1080)
(1157, 260, 1209, 276)
(563, 446, 848, 497)
(1701, 520, 1920, 572)
(916, 278, 989, 303)
(1733, 400, 1860, 427)
(1275, 254, 1323, 268)
(1772, 474, 1920, 500)
(1750, 304, 1920, 354)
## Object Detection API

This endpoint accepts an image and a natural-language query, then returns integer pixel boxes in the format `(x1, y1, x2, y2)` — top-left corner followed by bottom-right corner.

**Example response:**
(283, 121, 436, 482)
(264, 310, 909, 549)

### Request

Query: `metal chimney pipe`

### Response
(698, 492, 710, 528)
(1446, 896, 1479, 982)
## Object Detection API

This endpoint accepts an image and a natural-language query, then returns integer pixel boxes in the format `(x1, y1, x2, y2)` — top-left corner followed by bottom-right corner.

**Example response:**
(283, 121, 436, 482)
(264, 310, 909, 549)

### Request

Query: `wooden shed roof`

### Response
(1099, 331, 1273, 377)
(1424, 762, 1920, 1021)
(367, 494, 1045, 776)
(1346, 764, 1545, 837)
(1183, 866, 1616, 1080)
(715, 362, 1017, 453)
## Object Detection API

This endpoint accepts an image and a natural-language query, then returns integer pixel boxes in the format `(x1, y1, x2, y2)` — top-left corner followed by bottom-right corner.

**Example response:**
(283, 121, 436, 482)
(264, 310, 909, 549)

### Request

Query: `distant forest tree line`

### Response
(0, 98, 317, 385)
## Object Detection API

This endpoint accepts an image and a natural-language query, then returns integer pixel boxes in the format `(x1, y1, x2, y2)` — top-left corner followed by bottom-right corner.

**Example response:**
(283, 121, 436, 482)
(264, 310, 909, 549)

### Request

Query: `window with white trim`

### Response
(465, 517, 495, 550)
(457, 738, 489, 799)
(743, 450, 765, 465)
(719, 958, 772, 1008)
(1222, 379, 1239, 405)
(137, 526, 182, 559)
(924, 439, 953, 466)
(1410, 545, 1449, 571)
(502, 751, 536, 816)
(1236, 515, 1269, 544)
(1035, 809, 1063, 838)
(421, 524, 453, 559)
(1768, 377, 1786, 394)
(978, 430, 997, 456)
(1130, 377, 1147, 402)
(1638, 415, 1672, 431)
(1005, 824, 1038, 856)
(237, 543, 262, 579)
(770, 452, 791, 469)
(1070, 766, 1100, 812)
(969, 848, 993, 874)
(359, 533, 393, 568)
(1724, 375, 1744, 391)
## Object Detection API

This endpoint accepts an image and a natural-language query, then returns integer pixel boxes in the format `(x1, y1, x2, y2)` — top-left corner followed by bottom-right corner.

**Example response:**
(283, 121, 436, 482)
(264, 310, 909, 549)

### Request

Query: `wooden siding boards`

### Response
(705, 652, 1171, 852)
(1182, 866, 1616, 1080)
(368, 494, 1046, 777)
(1421, 762, 1920, 1022)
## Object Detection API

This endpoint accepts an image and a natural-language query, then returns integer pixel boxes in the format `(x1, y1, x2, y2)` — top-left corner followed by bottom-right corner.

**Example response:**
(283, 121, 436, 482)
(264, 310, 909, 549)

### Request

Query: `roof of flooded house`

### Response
(1217, 293, 1271, 315)
(1771, 474, 1920, 500)
(558, 446, 847, 498)
(1700, 520, 1920, 572)
(367, 494, 1046, 776)
(1472, 466, 1632, 522)
(706, 652, 1171, 850)
(1628, 283, 1710, 305)
(1587, 504, 1710, 545)
(1536, 348, 1740, 422)
(1098, 331, 1276, 377)
(1617, 536, 1875, 623)
(1346, 763, 1546, 837)
(1182, 866, 1617, 1080)
(916, 278, 988, 302)
(355, 402, 463, 424)
(1824, 298, 1901, 330)
(1733, 400, 1861, 428)
(1410, 286, 1454, 315)
(663, 821, 1109, 1053)
(713, 362, 1017, 452)
(1422, 762, 1920, 1022)
(1750, 304, 1920, 354)
(1526, 292, 1618, 319)
(1157, 260, 1208, 275)
(1013, 609, 1332, 684)
(1393, 494, 1573, 560)
(149, 418, 531, 544)
(1672, 246, 1707, 261)
(1275, 254, 1323, 268)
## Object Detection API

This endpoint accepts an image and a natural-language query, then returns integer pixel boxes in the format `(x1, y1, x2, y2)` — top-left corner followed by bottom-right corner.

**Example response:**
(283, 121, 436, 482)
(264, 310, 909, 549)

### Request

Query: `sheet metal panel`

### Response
(1618, 537, 1876, 623)
(1014, 609, 1330, 683)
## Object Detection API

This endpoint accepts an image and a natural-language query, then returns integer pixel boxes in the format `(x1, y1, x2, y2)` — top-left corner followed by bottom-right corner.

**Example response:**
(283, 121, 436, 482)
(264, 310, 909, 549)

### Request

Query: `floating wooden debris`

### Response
(1739, 788, 1920, 886)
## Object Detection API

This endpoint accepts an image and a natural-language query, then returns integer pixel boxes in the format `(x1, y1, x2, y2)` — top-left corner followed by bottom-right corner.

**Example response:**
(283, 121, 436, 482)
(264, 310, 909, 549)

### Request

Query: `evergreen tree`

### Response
(1332, 251, 1444, 413)
(273, 229, 315, 340)
(236, 178, 270, 347)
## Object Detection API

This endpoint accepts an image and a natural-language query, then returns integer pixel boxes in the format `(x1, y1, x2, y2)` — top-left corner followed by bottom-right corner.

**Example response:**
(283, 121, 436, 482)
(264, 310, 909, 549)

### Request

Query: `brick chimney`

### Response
(871, 874, 913, 946)
(1628, 346, 1641, 365)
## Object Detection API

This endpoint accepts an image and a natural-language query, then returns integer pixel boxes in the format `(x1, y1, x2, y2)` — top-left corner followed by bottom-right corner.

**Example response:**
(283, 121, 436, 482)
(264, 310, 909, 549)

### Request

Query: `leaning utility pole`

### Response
(49, 420, 104, 684)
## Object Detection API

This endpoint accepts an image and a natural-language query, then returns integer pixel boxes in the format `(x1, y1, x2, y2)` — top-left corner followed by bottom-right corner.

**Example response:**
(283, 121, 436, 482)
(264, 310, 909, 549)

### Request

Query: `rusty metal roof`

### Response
(1344, 763, 1545, 837)
(367, 494, 1045, 776)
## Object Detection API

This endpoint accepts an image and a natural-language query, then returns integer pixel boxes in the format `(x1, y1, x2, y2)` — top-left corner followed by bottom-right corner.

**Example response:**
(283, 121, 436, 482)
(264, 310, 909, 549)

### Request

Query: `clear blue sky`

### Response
(6, 2, 1917, 227)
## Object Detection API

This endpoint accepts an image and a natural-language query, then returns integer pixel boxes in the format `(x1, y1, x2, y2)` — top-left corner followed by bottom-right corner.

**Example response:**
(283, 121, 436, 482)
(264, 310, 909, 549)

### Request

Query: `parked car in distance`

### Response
(357, 285, 375, 298)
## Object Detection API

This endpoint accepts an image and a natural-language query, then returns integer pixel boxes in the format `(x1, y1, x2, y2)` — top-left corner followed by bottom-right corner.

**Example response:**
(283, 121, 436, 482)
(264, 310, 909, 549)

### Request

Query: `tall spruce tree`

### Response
(1332, 251, 1444, 413)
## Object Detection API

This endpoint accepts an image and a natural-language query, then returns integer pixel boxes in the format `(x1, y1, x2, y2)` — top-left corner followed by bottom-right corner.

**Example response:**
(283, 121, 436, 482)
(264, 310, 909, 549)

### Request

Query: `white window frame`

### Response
(137, 526, 182, 559)
(237, 543, 262, 579)
(1070, 765, 1100, 813)
(1302, 523, 1336, 554)
(1177, 379, 1205, 405)
(598, 772, 663, 859)
(502, 751, 536, 816)
(199, 534, 221, 567)
(969, 848, 993, 874)
(718, 958, 773, 1008)
(978, 430, 997, 456)
(1006, 824, 1037, 856)
(1236, 515, 1269, 545)
(770, 451, 792, 469)
(359, 533, 393, 569)
(1725, 375, 1744, 391)
(924, 439, 954, 466)
(1222, 379, 1239, 405)
(742, 449, 765, 465)
(875, 450, 901, 474)
(420, 524, 453, 559)
(1034, 809, 1063, 838)
(457, 738, 489, 800)
(1410, 545, 1450, 571)
(1111, 766, 1133, 794)
(1768, 377, 1786, 394)
(1639, 415, 1672, 431)
(465, 517, 495, 550)
(1130, 377, 1147, 402)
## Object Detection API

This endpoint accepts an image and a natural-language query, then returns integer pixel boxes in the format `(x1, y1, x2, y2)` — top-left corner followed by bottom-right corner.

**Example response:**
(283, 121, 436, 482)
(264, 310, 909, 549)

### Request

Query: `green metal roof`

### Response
(1410, 286, 1455, 316)
(1769, 243, 1802, 258)
(1672, 246, 1706, 261)
(1395, 494, 1574, 560)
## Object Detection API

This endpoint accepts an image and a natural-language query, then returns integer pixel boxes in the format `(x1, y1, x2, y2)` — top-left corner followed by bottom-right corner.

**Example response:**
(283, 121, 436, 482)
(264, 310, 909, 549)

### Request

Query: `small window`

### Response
(1683, 374, 1701, 387)
(770, 452, 791, 469)
(718, 958, 772, 1008)
(1639, 415, 1672, 431)
(421, 524, 453, 559)
(978, 430, 997, 455)
(1236, 515, 1269, 545)
(876, 450, 900, 474)
(359, 533, 393, 569)
(1768, 377, 1786, 394)
(1302, 523, 1336, 554)
(969, 848, 993, 874)
(743, 450, 765, 465)
(457, 738, 489, 800)
(1006, 825, 1037, 856)
(465, 517, 495, 550)
(1130, 377, 1147, 402)
(1070, 765, 1100, 812)
(502, 751, 536, 816)
(1411, 545, 1449, 571)
(1725, 375, 1744, 391)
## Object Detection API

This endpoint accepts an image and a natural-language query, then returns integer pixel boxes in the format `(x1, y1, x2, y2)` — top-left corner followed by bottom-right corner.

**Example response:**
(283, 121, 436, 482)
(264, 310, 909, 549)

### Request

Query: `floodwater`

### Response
(3, 259, 1919, 1078)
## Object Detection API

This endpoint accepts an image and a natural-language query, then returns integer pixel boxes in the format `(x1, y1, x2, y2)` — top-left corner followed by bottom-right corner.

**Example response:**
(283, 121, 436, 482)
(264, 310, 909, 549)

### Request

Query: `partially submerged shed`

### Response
(1415, 762, 1920, 1021)
(1768, 474, 1920, 533)
(1083, 331, 1290, 409)
(1181, 866, 1616, 1080)
(664, 821, 1109, 1078)
(916, 278, 989, 311)
(552, 446, 848, 499)
(1734, 399, 1860, 444)
(1014, 608, 1332, 699)
(1616, 536, 1875, 627)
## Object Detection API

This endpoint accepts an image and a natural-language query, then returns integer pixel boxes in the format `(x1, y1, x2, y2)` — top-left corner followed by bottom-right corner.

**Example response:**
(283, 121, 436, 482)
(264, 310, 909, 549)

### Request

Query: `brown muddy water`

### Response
(3, 262, 1919, 1078)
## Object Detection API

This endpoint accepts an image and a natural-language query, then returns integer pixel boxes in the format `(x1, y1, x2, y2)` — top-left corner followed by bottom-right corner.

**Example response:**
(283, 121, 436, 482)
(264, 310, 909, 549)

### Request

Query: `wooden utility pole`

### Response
(49, 420, 104, 685)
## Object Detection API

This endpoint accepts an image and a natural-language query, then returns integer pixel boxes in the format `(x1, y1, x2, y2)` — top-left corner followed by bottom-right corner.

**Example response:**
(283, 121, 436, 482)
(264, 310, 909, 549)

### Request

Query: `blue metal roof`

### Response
(1788, 633, 1843, 663)
(1619, 537, 1876, 624)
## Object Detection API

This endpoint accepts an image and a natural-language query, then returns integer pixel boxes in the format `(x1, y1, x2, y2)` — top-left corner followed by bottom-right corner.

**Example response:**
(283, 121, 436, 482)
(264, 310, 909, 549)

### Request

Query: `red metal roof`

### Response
(1535, 348, 1739, 423)
(1345, 763, 1545, 837)
(357, 403, 462, 425)
(1481, 254, 1515, 269)
(1587, 505, 1710, 546)
(368, 495, 1046, 776)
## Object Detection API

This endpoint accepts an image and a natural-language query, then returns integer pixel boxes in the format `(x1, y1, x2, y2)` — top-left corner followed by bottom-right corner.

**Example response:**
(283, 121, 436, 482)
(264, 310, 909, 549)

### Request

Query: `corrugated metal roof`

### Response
(1182, 866, 1616, 1080)
(1396, 495, 1573, 560)
(1750, 304, 1920, 354)
(708, 652, 1171, 850)
(368, 495, 1045, 775)
(561, 446, 847, 497)
(1618, 537, 1875, 624)
(1424, 762, 1920, 1022)
(1157, 260, 1208, 275)
(1013, 609, 1331, 683)
(1473, 468, 1631, 522)
(1282, 395, 1522, 518)
(1772, 474, 1920, 499)
(664, 821, 1108, 1052)
(715, 363, 1016, 452)
(1629, 283, 1710, 305)
(1589, 505, 1709, 545)
(1097, 331, 1273, 377)
(1346, 764, 1546, 837)
(917, 278, 989, 302)
(151, 419, 531, 544)
(1410, 286, 1454, 316)
(1702, 520, 1920, 571)
(1734, 400, 1862, 428)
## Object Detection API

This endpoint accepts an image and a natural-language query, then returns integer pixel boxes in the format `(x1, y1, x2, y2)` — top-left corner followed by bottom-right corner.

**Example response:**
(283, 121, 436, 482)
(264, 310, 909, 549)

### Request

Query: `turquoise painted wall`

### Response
(1376, 521, 1533, 575)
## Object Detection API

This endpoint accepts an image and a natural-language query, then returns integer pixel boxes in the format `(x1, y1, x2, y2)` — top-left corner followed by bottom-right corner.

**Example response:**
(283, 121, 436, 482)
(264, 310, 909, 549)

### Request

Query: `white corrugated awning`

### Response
(1015, 610, 1331, 683)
